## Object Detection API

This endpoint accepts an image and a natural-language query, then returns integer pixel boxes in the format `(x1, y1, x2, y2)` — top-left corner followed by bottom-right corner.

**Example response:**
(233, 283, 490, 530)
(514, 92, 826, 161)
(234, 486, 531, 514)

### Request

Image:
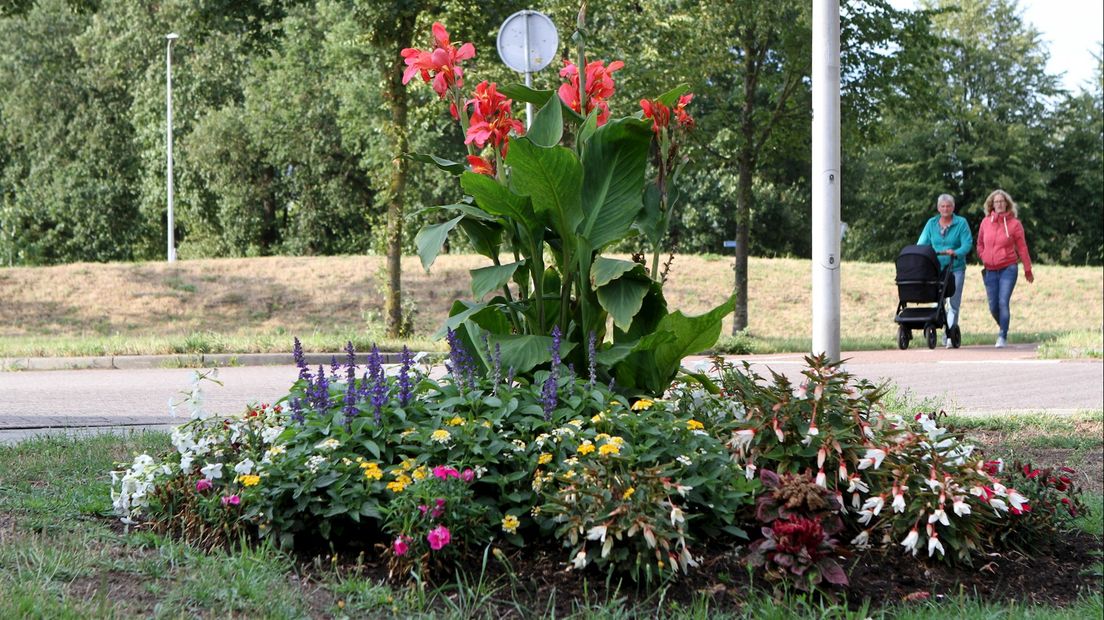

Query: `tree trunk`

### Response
(732, 158, 753, 334)
(383, 39, 411, 337)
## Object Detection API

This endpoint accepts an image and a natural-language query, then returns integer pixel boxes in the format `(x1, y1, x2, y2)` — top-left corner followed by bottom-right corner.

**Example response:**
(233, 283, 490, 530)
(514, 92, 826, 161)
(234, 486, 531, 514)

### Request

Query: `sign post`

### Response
(496, 10, 559, 129)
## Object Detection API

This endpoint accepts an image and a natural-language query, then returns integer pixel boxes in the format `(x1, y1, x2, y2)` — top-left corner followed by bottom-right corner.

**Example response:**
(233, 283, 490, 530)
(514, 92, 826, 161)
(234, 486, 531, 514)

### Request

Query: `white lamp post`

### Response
(812, 2, 841, 361)
(165, 32, 179, 263)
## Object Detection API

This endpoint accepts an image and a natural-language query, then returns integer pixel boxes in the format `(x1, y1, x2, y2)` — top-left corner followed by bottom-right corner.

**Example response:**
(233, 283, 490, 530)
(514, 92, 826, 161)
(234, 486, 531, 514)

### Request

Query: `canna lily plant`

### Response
(403, 9, 732, 396)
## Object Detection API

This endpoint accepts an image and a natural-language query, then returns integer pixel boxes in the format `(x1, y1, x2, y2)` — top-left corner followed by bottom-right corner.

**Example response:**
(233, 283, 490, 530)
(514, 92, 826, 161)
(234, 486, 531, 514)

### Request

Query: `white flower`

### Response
(676, 455, 693, 467)
(861, 496, 886, 516)
(838, 462, 849, 481)
(586, 525, 608, 542)
(925, 477, 943, 492)
(900, 529, 919, 555)
(846, 475, 870, 494)
(815, 469, 827, 488)
(989, 498, 1008, 513)
(670, 505, 685, 526)
(260, 425, 285, 444)
(892, 492, 906, 513)
(952, 497, 972, 517)
(851, 530, 870, 547)
(179, 454, 194, 474)
(315, 438, 341, 451)
(306, 455, 328, 473)
(730, 429, 755, 455)
(744, 463, 757, 481)
(857, 448, 886, 470)
(571, 550, 588, 569)
(858, 509, 875, 525)
(927, 534, 945, 557)
(233, 458, 255, 476)
(1008, 489, 1029, 512)
(200, 462, 224, 481)
(992, 482, 1007, 497)
(928, 508, 950, 526)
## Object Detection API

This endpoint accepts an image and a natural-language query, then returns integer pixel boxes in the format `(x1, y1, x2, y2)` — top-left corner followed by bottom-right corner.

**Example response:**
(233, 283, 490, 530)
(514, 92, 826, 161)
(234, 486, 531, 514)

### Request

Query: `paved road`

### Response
(1, 343, 1100, 443)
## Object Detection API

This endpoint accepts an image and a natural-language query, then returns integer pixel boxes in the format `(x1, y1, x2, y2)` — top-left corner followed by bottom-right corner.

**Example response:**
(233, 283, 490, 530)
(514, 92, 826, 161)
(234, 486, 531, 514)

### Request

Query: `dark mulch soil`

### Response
(296, 530, 1102, 617)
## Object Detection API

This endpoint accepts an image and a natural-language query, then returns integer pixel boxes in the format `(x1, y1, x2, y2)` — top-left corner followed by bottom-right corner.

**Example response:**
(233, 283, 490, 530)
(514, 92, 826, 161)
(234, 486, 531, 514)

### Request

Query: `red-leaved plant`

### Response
(747, 469, 849, 590)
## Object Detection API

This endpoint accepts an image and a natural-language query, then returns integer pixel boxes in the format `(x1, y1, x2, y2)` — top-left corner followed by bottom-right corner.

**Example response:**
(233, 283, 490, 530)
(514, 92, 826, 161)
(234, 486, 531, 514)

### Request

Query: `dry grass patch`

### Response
(1, 255, 1100, 354)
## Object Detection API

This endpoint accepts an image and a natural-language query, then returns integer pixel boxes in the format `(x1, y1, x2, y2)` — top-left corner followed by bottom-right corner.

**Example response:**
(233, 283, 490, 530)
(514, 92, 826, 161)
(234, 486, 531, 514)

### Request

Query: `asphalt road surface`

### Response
(1, 343, 1100, 443)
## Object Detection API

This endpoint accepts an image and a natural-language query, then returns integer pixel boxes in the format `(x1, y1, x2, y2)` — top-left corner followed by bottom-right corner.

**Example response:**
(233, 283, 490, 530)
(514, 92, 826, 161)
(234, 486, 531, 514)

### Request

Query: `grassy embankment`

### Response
(1, 254, 1100, 358)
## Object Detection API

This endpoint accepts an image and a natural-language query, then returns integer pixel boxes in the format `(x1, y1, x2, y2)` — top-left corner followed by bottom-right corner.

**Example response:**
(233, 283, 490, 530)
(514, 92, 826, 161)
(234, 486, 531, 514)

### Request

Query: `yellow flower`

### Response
(430, 429, 452, 444)
(595, 433, 611, 442)
(591, 413, 604, 423)
(631, 399, 654, 411)
(266, 445, 286, 457)
(482, 420, 492, 428)
(608, 436, 625, 447)
(501, 514, 520, 534)
(622, 487, 635, 500)
(400, 458, 416, 471)
(564, 470, 577, 480)
(686, 419, 704, 431)
(386, 474, 412, 493)
(538, 453, 553, 465)
(362, 464, 383, 481)
(599, 443, 621, 457)
(577, 441, 596, 456)
(400, 429, 416, 438)
(567, 419, 584, 428)
(447, 416, 465, 426)
(412, 466, 428, 481)
(239, 474, 261, 487)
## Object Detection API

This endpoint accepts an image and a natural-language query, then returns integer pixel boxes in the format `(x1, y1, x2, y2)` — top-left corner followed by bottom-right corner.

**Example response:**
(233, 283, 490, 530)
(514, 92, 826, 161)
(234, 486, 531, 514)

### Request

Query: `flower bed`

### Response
(112, 337, 1091, 594)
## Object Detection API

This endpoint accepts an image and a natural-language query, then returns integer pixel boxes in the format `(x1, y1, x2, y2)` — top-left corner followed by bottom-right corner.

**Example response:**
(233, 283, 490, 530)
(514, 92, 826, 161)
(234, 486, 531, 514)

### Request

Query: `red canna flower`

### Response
(464, 81, 524, 151)
(557, 59, 624, 126)
(401, 22, 476, 99)
(466, 155, 495, 176)
(639, 99, 670, 134)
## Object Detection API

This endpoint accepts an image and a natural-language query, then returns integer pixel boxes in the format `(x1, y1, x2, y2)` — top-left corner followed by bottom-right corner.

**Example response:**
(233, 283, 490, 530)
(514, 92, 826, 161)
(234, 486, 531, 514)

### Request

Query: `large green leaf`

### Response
(655, 84, 691, 107)
(651, 296, 736, 385)
(424, 200, 497, 222)
(578, 117, 653, 250)
(590, 256, 641, 288)
(499, 84, 584, 122)
(414, 215, 463, 271)
(596, 277, 651, 331)
(492, 333, 576, 375)
(457, 219, 503, 261)
(460, 172, 535, 228)
(434, 300, 489, 339)
(406, 152, 466, 175)
(506, 138, 583, 243)
(471, 261, 524, 300)
(527, 95, 563, 147)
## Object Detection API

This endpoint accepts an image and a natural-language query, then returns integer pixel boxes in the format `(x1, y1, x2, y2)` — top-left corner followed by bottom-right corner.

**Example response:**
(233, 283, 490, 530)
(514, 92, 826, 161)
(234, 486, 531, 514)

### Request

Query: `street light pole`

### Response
(812, 1, 841, 361)
(165, 32, 179, 263)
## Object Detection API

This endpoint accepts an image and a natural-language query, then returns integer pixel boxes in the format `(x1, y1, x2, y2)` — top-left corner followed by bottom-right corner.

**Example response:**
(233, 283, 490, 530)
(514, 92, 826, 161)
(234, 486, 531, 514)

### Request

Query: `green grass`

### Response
(1, 432, 1099, 618)
(0, 330, 443, 359)
(1038, 329, 1104, 359)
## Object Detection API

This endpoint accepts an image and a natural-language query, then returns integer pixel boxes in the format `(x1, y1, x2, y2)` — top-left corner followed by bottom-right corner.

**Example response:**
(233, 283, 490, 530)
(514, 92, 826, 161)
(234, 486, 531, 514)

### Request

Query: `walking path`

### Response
(1, 344, 1100, 444)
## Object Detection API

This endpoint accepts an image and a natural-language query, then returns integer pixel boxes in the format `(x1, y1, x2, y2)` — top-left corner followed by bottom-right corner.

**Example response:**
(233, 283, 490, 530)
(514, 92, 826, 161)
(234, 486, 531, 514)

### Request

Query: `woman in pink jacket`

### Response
(976, 189, 1034, 348)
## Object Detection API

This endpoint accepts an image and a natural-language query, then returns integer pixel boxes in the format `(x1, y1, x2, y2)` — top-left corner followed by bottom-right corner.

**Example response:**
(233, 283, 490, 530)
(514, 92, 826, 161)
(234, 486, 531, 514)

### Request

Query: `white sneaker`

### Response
(995, 336, 1006, 348)
(943, 336, 951, 348)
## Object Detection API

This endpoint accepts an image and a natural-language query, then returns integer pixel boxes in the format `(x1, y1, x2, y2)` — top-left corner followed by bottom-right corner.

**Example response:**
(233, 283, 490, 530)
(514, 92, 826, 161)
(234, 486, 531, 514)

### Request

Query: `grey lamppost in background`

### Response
(165, 32, 179, 263)
(496, 10, 558, 129)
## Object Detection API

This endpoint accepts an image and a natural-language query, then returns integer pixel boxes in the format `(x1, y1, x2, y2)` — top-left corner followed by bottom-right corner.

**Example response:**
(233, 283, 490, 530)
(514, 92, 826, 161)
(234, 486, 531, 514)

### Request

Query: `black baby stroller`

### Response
(893, 244, 960, 349)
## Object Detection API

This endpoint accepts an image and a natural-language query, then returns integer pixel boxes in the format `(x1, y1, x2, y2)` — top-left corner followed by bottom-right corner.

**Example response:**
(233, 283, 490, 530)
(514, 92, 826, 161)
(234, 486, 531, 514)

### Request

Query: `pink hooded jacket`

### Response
(976, 211, 1032, 277)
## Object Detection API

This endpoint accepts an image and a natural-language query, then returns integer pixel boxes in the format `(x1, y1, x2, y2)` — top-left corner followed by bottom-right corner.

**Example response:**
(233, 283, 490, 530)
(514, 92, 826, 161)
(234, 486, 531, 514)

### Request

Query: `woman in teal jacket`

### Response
(917, 194, 973, 347)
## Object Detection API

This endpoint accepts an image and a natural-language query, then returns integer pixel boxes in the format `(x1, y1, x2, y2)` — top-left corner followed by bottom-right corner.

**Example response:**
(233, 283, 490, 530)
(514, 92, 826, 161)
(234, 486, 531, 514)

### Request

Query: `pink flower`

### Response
(427, 525, 451, 550)
(431, 498, 446, 519)
(433, 465, 460, 480)
(464, 81, 524, 151)
(461, 468, 475, 483)
(466, 155, 495, 177)
(400, 23, 476, 98)
(557, 59, 624, 126)
(393, 536, 411, 556)
(195, 479, 212, 492)
(221, 495, 240, 506)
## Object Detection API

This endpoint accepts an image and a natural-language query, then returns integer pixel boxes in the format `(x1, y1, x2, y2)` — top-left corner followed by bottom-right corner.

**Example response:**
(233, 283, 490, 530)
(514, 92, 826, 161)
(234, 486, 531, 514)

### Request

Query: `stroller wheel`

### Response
(924, 326, 937, 349)
(897, 326, 910, 350)
(950, 325, 961, 349)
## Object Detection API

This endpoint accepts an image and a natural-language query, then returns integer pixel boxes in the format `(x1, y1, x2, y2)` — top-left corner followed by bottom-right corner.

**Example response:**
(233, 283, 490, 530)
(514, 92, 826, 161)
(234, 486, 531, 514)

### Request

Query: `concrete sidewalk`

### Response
(1, 351, 413, 372)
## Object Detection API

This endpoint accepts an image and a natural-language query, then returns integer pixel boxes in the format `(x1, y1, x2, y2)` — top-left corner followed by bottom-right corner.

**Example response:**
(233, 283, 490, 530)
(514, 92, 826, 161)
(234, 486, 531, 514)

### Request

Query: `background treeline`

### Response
(0, 0, 1100, 269)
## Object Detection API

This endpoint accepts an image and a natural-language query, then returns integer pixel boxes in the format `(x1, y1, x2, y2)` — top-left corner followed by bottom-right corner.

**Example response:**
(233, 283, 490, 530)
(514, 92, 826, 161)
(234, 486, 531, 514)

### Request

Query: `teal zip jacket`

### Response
(917, 214, 973, 271)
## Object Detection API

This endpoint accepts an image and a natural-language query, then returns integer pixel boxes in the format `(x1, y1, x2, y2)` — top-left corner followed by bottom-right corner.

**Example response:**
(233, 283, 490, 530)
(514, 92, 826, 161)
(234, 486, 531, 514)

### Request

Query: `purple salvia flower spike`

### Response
(398, 346, 413, 407)
(293, 337, 311, 382)
(587, 331, 597, 390)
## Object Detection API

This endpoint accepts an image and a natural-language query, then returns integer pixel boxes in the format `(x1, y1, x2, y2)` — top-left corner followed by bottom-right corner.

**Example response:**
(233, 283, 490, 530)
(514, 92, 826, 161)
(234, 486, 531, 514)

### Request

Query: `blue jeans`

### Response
(946, 269, 965, 331)
(982, 265, 1018, 338)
